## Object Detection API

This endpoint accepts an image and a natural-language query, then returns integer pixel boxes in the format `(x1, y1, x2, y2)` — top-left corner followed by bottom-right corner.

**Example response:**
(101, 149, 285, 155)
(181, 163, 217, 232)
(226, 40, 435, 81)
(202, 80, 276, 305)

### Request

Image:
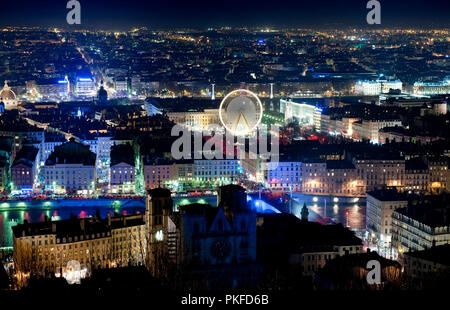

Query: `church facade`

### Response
(145, 185, 258, 288)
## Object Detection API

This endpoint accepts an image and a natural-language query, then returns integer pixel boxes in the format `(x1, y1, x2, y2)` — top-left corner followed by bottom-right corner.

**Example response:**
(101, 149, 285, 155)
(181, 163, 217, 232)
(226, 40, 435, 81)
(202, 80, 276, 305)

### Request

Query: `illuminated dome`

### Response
(0, 81, 17, 109)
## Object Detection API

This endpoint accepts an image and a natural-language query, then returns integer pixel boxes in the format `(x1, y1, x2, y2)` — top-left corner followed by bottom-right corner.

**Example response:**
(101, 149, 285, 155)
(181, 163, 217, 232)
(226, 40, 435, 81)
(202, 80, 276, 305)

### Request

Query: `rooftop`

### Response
(395, 194, 450, 228)
(326, 160, 355, 170)
(12, 146, 39, 167)
(12, 214, 145, 240)
(367, 189, 408, 202)
(45, 139, 96, 166)
(110, 143, 135, 166)
(404, 244, 450, 266)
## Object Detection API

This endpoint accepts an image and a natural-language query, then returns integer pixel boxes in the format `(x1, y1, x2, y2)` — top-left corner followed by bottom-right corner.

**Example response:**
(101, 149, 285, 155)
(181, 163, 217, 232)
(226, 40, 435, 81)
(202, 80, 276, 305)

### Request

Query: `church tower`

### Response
(301, 203, 309, 221)
(146, 188, 173, 277)
(97, 80, 108, 104)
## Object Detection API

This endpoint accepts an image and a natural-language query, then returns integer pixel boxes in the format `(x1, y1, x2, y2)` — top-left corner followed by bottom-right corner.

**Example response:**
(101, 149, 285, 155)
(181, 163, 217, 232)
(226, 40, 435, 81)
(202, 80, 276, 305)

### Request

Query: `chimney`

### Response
(107, 213, 111, 226)
(52, 223, 57, 233)
(80, 218, 85, 231)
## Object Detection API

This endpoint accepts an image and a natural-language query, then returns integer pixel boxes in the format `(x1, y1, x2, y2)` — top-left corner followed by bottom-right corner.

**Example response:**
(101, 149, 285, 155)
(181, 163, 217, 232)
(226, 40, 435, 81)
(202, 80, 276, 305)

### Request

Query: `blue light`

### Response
(253, 199, 280, 214)
(257, 39, 265, 44)
(78, 77, 93, 82)
(58, 80, 68, 84)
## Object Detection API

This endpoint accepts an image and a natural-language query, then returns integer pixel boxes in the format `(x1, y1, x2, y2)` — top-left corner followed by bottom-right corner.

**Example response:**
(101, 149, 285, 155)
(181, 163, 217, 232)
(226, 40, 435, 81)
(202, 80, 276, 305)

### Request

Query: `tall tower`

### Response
(301, 203, 309, 221)
(146, 188, 173, 277)
(211, 83, 215, 100)
(269, 83, 274, 99)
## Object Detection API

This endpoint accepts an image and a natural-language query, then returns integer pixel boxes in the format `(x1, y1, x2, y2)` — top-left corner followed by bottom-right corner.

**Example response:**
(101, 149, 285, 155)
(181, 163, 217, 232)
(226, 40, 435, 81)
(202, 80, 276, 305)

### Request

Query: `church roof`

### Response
(0, 81, 16, 101)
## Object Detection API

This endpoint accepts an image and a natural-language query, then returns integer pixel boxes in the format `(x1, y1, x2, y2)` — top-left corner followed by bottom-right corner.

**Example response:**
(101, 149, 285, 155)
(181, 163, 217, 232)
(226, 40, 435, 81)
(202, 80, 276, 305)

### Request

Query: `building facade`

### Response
(391, 195, 450, 256)
(11, 146, 40, 192)
(12, 214, 146, 284)
(366, 190, 408, 256)
(44, 140, 96, 193)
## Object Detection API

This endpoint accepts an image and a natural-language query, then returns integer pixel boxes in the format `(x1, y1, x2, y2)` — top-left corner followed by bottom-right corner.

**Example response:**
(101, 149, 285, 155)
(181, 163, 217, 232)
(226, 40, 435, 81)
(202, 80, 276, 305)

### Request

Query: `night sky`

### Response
(1, 0, 449, 30)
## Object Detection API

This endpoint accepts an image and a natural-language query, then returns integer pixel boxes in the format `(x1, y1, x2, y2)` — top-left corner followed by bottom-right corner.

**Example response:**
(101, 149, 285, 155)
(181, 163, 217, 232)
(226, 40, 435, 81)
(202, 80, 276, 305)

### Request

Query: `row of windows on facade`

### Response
(31, 230, 143, 245)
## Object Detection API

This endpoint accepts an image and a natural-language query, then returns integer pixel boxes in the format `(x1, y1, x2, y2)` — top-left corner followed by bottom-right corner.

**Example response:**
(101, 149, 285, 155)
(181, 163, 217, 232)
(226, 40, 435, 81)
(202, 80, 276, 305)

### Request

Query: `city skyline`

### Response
(0, 0, 449, 299)
(0, 0, 449, 30)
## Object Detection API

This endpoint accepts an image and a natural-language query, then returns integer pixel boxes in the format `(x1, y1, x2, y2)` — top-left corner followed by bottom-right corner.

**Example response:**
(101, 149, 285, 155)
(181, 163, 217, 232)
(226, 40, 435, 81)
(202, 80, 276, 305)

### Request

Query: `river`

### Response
(0, 194, 366, 249)
(0, 196, 218, 248)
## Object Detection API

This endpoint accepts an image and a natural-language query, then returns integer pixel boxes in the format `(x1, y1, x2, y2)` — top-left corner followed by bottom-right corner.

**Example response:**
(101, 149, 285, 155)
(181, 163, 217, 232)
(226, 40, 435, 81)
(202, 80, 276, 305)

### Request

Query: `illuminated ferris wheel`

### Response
(219, 89, 263, 136)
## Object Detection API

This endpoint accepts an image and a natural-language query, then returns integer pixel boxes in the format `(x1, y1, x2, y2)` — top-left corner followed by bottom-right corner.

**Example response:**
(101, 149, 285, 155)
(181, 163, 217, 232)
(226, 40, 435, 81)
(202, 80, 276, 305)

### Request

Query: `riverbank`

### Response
(0, 198, 145, 211)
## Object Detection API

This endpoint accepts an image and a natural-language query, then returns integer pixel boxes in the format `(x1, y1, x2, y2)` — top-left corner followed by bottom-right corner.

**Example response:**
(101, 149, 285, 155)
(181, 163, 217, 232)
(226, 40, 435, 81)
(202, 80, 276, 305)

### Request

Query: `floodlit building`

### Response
(266, 161, 302, 191)
(280, 99, 318, 127)
(193, 159, 238, 187)
(114, 77, 128, 97)
(301, 161, 362, 196)
(355, 80, 381, 95)
(427, 157, 449, 194)
(353, 158, 405, 193)
(352, 119, 402, 144)
(36, 78, 70, 99)
(167, 109, 220, 131)
(83, 135, 113, 185)
(413, 80, 450, 95)
(144, 157, 173, 189)
(12, 214, 146, 283)
(366, 190, 408, 255)
(76, 77, 96, 97)
(110, 143, 135, 194)
(404, 158, 430, 193)
(355, 79, 403, 95)
(0, 81, 18, 110)
(44, 139, 96, 193)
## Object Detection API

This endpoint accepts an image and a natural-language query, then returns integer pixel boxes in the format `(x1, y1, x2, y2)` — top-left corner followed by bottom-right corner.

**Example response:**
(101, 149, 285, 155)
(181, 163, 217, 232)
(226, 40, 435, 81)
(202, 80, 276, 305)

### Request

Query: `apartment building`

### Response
(12, 214, 146, 283)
